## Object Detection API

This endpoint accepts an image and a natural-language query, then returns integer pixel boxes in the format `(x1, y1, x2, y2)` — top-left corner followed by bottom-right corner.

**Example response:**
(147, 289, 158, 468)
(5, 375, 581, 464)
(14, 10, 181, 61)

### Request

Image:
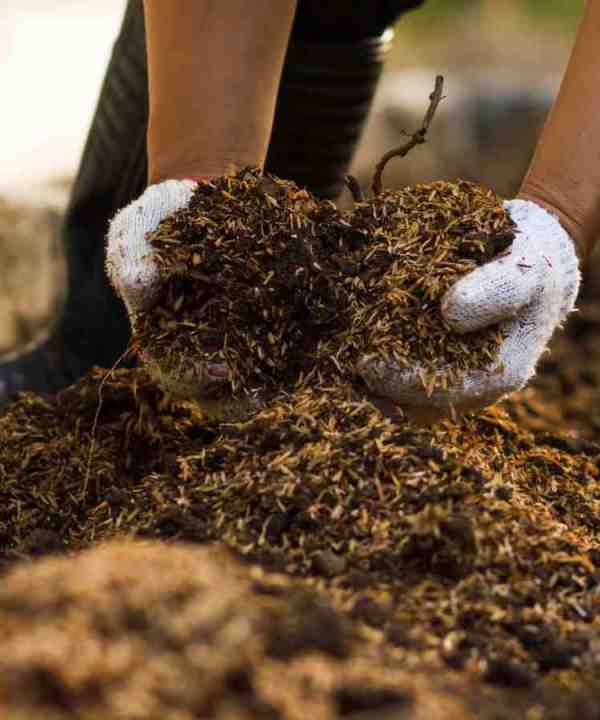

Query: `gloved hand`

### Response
(358, 198, 581, 421)
(105, 179, 233, 408)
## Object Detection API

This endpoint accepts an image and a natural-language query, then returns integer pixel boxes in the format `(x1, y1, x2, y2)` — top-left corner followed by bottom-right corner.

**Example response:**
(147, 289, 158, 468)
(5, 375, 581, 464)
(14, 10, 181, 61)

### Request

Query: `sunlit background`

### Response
(1, 0, 123, 202)
(0, 0, 587, 353)
(0, 0, 584, 201)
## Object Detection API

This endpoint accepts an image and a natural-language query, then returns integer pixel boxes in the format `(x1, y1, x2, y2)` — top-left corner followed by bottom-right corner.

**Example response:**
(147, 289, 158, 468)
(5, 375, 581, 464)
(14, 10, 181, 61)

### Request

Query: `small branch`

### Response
(345, 175, 364, 203)
(371, 75, 445, 196)
(422, 75, 445, 132)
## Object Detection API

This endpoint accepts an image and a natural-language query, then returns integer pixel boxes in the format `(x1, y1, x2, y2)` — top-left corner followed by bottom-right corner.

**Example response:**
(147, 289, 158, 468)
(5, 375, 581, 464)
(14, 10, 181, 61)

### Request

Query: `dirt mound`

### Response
(1, 540, 600, 720)
(2, 340, 600, 717)
(3, 170, 600, 718)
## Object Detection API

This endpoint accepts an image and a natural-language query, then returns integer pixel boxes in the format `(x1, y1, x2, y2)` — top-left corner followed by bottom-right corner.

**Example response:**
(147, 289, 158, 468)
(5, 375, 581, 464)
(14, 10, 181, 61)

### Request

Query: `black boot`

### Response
(0, 0, 148, 406)
(0, 0, 423, 408)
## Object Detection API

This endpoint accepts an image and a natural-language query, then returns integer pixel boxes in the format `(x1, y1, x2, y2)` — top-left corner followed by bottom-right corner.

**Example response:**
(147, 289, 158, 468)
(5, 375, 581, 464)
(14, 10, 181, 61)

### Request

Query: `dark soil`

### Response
(2, 316, 600, 717)
(2, 175, 600, 719)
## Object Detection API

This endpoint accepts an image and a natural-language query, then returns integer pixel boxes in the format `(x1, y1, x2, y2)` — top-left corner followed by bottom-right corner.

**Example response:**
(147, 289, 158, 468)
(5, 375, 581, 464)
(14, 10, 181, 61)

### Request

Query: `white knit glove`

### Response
(358, 199, 581, 421)
(105, 179, 230, 402)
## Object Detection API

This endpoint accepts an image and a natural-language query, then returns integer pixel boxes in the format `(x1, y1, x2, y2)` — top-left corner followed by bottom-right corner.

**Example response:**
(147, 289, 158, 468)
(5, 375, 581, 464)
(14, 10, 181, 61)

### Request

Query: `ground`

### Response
(1, 193, 600, 719)
(1, 4, 597, 719)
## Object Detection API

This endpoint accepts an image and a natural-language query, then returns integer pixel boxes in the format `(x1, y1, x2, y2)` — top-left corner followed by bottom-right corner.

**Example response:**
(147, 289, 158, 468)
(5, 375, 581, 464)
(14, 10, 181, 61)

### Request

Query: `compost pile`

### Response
(505, 265, 600, 439)
(135, 168, 514, 408)
(4, 73, 600, 715)
(3, 346, 600, 718)
(3, 542, 600, 720)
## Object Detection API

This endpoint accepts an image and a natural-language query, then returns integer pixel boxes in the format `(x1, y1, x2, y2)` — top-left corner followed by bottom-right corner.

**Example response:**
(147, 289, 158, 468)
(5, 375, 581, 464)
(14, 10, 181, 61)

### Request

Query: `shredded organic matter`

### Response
(133, 170, 329, 401)
(2, 71, 599, 717)
(2, 195, 600, 719)
(133, 77, 513, 409)
(3, 540, 600, 720)
(345, 179, 514, 388)
(134, 169, 514, 411)
(3, 355, 600, 714)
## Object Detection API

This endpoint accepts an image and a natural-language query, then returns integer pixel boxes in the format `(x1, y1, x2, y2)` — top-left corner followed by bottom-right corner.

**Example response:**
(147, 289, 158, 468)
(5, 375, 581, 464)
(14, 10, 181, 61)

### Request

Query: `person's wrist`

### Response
(147, 160, 262, 187)
(146, 175, 214, 188)
(147, 132, 268, 187)
(147, 162, 223, 187)
(517, 184, 588, 263)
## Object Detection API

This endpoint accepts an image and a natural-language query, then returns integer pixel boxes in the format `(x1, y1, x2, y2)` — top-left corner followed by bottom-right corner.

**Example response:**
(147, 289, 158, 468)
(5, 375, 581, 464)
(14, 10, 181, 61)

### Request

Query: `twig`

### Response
(344, 175, 364, 203)
(371, 75, 445, 196)
(83, 346, 132, 499)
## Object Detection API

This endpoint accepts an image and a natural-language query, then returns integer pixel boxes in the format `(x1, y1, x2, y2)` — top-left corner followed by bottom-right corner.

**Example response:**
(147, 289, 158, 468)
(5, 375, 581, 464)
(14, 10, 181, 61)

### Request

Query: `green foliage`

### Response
(523, 0, 584, 23)
(405, 0, 584, 28)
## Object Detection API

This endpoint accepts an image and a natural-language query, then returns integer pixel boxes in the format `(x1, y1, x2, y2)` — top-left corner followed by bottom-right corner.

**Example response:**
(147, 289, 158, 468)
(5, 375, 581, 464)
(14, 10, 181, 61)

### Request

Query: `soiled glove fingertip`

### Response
(106, 179, 198, 315)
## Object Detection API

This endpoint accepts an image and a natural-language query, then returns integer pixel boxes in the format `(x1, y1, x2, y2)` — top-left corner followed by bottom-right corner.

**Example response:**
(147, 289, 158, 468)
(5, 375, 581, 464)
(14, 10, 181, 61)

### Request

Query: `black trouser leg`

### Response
(266, 33, 394, 200)
(60, 0, 148, 371)
(0, 0, 147, 402)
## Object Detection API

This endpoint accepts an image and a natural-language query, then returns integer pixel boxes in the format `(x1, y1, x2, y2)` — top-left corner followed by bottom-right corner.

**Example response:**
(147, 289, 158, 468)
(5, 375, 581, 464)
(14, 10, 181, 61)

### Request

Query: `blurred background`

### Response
(0, 0, 585, 357)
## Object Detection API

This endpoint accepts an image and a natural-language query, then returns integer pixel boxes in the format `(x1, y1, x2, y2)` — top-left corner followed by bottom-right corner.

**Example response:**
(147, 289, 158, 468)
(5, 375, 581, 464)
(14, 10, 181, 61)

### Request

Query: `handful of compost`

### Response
(354, 188, 579, 420)
(107, 170, 339, 419)
(106, 79, 579, 421)
(351, 76, 579, 420)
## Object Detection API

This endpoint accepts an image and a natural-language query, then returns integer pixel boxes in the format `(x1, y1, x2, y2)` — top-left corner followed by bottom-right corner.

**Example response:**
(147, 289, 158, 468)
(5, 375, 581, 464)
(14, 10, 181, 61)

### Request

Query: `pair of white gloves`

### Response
(106, 179, 580, 420)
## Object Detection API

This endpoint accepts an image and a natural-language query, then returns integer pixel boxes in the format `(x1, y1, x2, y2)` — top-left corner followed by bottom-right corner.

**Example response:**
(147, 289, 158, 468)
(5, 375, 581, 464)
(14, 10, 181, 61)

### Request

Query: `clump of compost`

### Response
(133, 77, 515, 411)
(339, 179, 514, 386)
(133, 169, 347, 401)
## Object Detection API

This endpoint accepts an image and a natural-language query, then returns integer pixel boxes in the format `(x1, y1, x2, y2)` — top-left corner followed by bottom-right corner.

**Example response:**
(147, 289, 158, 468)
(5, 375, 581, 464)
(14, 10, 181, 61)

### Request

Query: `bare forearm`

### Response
(143, 0, 297, 184)
(519, 1, 600, 261)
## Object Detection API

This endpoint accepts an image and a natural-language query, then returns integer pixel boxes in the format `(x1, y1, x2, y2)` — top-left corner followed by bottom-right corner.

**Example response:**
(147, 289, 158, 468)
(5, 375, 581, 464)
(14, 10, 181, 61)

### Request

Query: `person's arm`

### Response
(519, 0, 600, 262)
(143, 0, 298, 184)
(107, 1, 297, 408)
(359, 8, 594, 422)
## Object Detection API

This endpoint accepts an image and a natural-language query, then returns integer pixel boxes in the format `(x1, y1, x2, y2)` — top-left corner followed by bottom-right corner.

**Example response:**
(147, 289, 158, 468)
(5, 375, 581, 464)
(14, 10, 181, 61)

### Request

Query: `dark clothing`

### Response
(292, 0, 426, 43)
